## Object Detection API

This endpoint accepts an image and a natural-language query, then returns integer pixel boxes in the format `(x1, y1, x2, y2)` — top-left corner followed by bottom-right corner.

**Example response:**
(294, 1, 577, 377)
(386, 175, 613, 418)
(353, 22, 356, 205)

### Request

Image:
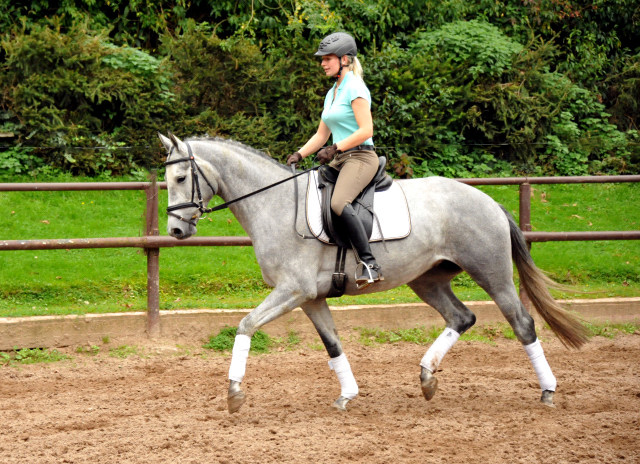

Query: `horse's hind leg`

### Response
(301, 299, 358, 411)
(493, 286, 557, 406)
(408, 264, 477, 401)
(466, 266, 557, 406)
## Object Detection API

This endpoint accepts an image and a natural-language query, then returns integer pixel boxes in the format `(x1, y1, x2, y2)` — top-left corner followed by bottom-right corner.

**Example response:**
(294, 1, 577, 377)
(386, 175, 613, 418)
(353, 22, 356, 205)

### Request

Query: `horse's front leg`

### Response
(301, 299, 358, 411)
(227, 286, 313, 413)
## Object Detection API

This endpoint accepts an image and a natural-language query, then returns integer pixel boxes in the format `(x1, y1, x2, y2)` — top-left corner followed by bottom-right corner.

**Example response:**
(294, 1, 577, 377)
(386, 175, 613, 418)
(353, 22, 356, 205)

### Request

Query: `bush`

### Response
(1, 3, 637, 177)
(365, 20, 636, 177)
(367, 20, 529, 177)
(536, 73, 637, 175)
(159, 20, 318, 161)
(1, 17, 176, 175)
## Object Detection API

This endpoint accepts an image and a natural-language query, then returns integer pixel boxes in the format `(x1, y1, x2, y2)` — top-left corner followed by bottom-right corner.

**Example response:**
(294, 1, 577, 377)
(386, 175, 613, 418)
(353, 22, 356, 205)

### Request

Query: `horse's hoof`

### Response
(420, 368, 438, 401)
(540, 390, 555, 407)
(332, 396, 351, 411)
(228, 381, 246, 414)
(228, 390, 245, 413)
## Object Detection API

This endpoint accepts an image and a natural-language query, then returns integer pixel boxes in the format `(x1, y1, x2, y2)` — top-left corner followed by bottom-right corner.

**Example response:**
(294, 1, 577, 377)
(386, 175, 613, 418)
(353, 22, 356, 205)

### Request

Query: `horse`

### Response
(158, 133, 588, 414)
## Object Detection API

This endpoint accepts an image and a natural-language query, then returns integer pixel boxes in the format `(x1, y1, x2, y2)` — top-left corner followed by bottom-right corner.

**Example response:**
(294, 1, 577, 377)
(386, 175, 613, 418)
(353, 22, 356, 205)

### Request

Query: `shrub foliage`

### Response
(0, 0, 638, 177)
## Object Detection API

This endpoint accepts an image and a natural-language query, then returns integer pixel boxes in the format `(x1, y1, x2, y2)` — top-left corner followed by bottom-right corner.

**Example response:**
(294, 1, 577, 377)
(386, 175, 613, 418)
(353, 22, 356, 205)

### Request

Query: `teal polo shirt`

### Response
(321, 71, 374, 146)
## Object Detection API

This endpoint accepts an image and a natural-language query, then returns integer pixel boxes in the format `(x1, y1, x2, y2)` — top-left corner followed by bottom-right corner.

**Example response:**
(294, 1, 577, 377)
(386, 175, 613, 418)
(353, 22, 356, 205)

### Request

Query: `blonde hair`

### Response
(344, 56, 363, 79)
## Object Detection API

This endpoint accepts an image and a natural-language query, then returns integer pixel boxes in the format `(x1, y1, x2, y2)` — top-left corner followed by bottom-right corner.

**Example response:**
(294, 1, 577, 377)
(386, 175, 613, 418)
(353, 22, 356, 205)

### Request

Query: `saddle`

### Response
(317, 156, 393, 248)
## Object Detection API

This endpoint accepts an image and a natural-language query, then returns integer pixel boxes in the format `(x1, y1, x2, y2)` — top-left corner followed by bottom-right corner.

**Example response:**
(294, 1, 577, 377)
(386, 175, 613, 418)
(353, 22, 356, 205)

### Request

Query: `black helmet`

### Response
(315, 32, 357, 57)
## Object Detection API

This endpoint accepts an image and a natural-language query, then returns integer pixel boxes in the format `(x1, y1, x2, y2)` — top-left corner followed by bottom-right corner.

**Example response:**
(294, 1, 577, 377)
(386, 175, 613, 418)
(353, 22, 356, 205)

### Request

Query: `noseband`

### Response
(163, 142, 217, 227)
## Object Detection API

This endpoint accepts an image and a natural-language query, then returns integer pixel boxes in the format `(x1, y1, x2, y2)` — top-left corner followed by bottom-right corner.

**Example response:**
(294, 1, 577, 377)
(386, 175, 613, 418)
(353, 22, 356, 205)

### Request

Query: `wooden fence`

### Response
(2, 174, 639, 335)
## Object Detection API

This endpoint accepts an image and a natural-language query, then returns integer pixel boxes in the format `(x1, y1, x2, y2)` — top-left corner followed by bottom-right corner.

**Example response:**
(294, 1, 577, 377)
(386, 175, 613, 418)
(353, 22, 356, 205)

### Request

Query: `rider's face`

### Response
(320, 54, 343, 77)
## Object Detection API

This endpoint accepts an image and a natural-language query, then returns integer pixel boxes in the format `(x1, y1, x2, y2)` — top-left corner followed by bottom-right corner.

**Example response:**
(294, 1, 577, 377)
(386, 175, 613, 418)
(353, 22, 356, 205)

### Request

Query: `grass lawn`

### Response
(1, 176, 638, 317)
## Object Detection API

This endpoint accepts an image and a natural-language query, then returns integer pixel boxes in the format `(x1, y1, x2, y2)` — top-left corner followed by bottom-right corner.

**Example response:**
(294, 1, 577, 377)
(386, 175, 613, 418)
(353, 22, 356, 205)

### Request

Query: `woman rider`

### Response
(287, 32, 382, 288)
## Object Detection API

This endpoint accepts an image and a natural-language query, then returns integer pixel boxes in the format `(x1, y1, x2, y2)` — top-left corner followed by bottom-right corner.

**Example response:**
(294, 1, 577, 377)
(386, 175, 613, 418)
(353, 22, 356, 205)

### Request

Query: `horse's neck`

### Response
(202, 142, 293, 238)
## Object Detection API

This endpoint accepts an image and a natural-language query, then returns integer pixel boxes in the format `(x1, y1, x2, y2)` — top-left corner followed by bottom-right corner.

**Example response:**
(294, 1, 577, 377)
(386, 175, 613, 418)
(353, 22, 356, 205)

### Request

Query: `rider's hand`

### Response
(287, 152, 303, 166)
(316, 144, 340, 165)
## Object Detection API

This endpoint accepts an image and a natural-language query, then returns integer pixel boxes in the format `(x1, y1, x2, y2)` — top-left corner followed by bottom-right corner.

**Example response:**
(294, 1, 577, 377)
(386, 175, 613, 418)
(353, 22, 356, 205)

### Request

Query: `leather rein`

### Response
(164, 142, 319, 228)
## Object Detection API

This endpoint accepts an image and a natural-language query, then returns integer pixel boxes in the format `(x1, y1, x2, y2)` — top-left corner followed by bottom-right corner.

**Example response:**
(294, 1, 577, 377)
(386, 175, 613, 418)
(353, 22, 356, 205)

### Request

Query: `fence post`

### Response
(145, 172, 160, 337)
(518, 182, 532, 310)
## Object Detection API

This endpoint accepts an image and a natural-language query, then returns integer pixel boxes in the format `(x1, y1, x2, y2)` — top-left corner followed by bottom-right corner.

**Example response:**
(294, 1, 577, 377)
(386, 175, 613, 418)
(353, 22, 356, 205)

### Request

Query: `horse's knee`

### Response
(237, 312, 266, 336)
(237, 286, 317, 336)
(237, 318, 256, 337)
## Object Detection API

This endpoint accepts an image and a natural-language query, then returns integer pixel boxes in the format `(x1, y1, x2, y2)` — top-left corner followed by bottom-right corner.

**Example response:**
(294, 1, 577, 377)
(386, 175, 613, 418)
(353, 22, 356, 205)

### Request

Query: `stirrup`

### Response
(355, 262, 383, 289)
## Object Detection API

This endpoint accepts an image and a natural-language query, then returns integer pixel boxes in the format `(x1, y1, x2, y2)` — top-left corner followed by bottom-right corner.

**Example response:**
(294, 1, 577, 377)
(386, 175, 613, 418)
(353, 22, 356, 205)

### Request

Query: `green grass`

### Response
(0, 347, 70, 365)
(202, 327, 308, 353)
(1, 322, 637, 366)
(201, 328, 306, 354)
(358, 326, 441, 346)
(356, 321, 639, 347)
(75, 345, 101, 356)
(0, 176, 638, 316)
(583, 321, 640, 338)
(499, 183, 640, 292)
(108, 345, 142, 359)
(357, 323, 519, 346)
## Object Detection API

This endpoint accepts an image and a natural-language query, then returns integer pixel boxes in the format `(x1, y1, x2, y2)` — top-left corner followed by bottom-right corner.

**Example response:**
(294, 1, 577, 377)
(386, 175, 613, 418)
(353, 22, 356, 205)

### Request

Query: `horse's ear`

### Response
(159, 131, 188, 155)
(167, 131, 181, 146)
(158, 132, 173, 152)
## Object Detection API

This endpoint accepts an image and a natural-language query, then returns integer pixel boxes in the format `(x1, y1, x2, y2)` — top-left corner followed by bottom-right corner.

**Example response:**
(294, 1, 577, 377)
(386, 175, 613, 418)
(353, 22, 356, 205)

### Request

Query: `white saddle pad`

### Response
(306, 170, 411, 244)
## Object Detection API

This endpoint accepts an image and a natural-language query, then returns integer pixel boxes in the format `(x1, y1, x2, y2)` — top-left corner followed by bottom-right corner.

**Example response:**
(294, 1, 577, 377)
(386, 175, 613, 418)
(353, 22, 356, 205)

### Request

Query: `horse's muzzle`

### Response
(168, 221, 196, 239)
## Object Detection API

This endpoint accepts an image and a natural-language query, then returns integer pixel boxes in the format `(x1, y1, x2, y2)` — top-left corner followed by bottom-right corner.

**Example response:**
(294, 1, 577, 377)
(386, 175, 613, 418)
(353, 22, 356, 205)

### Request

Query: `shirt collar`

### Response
(333, 71, 353, 92)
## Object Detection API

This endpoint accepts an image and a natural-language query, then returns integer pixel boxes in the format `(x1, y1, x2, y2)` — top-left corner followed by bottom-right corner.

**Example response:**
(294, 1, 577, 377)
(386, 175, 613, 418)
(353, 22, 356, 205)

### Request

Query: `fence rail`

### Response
(2, 174, 639, 335)
(0, 236, 252, 250)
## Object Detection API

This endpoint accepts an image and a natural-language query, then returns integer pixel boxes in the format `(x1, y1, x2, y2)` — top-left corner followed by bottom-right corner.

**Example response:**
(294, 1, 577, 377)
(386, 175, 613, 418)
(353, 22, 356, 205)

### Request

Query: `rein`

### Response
(164, 141, 319, 226)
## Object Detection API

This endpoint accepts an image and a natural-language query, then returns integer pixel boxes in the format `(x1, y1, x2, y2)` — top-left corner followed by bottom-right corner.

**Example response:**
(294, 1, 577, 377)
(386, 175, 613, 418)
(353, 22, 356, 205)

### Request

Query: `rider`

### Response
(287, 32, 382, 288)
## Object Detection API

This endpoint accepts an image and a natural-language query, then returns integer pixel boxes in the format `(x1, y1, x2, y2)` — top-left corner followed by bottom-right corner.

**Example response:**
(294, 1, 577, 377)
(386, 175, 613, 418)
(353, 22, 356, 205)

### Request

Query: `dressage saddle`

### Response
(317, 156, 393, 249)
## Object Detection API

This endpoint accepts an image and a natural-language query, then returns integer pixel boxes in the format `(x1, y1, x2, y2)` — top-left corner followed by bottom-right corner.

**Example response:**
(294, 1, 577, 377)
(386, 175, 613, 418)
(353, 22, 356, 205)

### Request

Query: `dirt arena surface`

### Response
(1, 329, 638, 464)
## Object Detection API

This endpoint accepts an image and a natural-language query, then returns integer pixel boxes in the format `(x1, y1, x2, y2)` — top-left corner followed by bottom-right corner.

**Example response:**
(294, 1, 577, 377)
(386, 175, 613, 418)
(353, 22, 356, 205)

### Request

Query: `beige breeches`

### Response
(329, 150, 379, 216)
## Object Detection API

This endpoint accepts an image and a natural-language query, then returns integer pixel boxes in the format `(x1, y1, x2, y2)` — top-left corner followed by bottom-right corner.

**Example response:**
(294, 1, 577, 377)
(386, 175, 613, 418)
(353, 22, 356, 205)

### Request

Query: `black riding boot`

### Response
(340, 203, 383, 288)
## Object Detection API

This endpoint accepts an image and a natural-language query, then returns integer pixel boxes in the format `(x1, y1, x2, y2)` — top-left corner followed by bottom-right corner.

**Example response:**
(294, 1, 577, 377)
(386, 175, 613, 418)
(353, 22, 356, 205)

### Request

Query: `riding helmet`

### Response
(314, 32, 357, 57)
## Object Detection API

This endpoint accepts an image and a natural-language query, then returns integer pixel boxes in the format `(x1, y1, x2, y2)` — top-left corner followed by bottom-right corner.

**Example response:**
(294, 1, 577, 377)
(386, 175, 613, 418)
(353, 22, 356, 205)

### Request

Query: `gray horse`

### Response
(158, 133, 587, 414)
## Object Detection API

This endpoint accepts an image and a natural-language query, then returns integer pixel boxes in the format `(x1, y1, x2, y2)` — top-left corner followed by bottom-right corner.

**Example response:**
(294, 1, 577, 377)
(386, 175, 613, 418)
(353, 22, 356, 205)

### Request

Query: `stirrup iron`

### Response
(355, 262, 383, 289)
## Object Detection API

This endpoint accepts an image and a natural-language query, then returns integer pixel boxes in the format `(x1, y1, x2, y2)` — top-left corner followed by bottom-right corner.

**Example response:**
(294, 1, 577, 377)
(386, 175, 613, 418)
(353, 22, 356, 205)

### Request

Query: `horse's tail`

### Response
(501, 205, 589, 349)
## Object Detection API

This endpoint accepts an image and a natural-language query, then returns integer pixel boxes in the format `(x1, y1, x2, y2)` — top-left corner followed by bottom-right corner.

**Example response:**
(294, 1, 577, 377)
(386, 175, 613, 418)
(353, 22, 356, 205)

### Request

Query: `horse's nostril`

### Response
(172, 228, 184, 237)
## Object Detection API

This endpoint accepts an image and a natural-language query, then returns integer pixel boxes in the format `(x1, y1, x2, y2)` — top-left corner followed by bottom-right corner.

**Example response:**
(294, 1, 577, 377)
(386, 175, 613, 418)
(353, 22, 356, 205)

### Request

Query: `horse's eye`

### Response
(177, 176, 187, 184)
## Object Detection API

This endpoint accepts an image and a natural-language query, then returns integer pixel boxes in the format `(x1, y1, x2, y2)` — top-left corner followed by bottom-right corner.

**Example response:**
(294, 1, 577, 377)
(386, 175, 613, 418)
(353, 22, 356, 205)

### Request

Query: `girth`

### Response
(317, 155, 392, 249)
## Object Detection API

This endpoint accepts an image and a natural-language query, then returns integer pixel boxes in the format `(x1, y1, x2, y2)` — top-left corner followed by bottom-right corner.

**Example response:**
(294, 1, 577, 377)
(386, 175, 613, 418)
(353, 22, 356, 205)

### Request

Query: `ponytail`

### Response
(352, 56, 363, 79)
(344, 56, 364, 80)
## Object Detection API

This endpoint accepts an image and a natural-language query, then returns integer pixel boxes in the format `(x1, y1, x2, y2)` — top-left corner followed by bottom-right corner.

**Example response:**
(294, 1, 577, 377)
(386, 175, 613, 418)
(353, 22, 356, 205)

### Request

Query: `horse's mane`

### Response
(186, 135, 287, 170)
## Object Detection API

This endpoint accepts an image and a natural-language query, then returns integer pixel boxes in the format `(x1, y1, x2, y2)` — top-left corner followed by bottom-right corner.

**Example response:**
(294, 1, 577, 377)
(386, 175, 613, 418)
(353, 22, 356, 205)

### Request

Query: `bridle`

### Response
(163, 141, 320, 230)
(163, 142, 217, 227)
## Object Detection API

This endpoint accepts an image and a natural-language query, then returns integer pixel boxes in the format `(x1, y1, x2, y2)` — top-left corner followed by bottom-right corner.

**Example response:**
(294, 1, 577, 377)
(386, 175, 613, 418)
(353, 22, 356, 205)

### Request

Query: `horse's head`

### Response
(158, 132, 218, 239)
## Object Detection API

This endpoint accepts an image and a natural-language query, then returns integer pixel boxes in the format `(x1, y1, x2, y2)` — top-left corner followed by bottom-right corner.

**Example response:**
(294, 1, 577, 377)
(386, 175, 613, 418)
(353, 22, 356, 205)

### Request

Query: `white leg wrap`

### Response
(228, 334, 251, 382)
(524, 338, 557, 392)
(328, 353, 359, 399)
(420, 328, 460, 373)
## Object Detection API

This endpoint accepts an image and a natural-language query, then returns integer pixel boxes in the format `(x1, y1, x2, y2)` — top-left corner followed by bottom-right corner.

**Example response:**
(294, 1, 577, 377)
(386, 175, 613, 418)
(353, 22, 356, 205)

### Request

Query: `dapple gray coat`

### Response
(159, 133, 587, 413)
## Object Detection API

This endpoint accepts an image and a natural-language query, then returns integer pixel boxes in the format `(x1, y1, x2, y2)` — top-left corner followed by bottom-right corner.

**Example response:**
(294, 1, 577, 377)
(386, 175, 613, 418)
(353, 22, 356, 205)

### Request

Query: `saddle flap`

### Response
(373, 157, 392, 192)
(306, 171, 411, 246)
